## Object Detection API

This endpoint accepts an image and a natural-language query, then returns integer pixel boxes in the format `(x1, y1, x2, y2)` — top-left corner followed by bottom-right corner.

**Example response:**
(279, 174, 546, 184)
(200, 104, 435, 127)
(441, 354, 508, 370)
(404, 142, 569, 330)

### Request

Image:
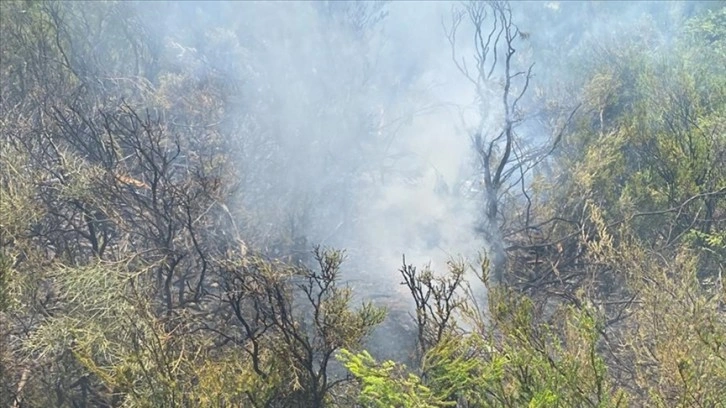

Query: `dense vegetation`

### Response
(1, 1, 724, 407)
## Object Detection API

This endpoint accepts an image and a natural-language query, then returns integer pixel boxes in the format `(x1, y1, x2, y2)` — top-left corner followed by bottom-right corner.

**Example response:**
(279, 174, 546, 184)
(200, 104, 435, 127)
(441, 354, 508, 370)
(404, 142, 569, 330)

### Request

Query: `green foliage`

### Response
(560, 5, 726, 275)
(342, 282, 632, 407)
(338, 349, 447, 408)
(586, 206, 726, 406)
(684, 7, 726, 57)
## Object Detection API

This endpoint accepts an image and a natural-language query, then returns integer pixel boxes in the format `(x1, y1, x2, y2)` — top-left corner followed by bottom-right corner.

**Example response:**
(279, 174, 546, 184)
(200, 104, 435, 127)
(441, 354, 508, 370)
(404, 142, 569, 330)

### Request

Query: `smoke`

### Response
(130, 0, 703, 309)
(143, 2, 483, 288)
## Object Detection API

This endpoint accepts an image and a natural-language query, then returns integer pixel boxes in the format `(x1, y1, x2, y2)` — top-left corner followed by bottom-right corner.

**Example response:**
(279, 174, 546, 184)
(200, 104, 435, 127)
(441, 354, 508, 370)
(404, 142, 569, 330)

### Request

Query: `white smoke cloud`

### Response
(136, 0, 701, 310)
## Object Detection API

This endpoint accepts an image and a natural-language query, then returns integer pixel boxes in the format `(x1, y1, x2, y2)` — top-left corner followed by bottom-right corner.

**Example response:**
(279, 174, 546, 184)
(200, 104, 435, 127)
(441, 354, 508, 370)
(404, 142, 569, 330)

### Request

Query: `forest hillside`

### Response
(1, 1, 724, 407)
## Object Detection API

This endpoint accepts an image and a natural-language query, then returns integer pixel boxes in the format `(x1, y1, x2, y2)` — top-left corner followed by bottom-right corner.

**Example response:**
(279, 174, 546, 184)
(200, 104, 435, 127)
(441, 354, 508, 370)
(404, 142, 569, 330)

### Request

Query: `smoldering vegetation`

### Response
(2, 0, 724, 406)
(120, 1, 689, 281)
(123, 1, 494, 303)
(137, 1, 702, 293)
